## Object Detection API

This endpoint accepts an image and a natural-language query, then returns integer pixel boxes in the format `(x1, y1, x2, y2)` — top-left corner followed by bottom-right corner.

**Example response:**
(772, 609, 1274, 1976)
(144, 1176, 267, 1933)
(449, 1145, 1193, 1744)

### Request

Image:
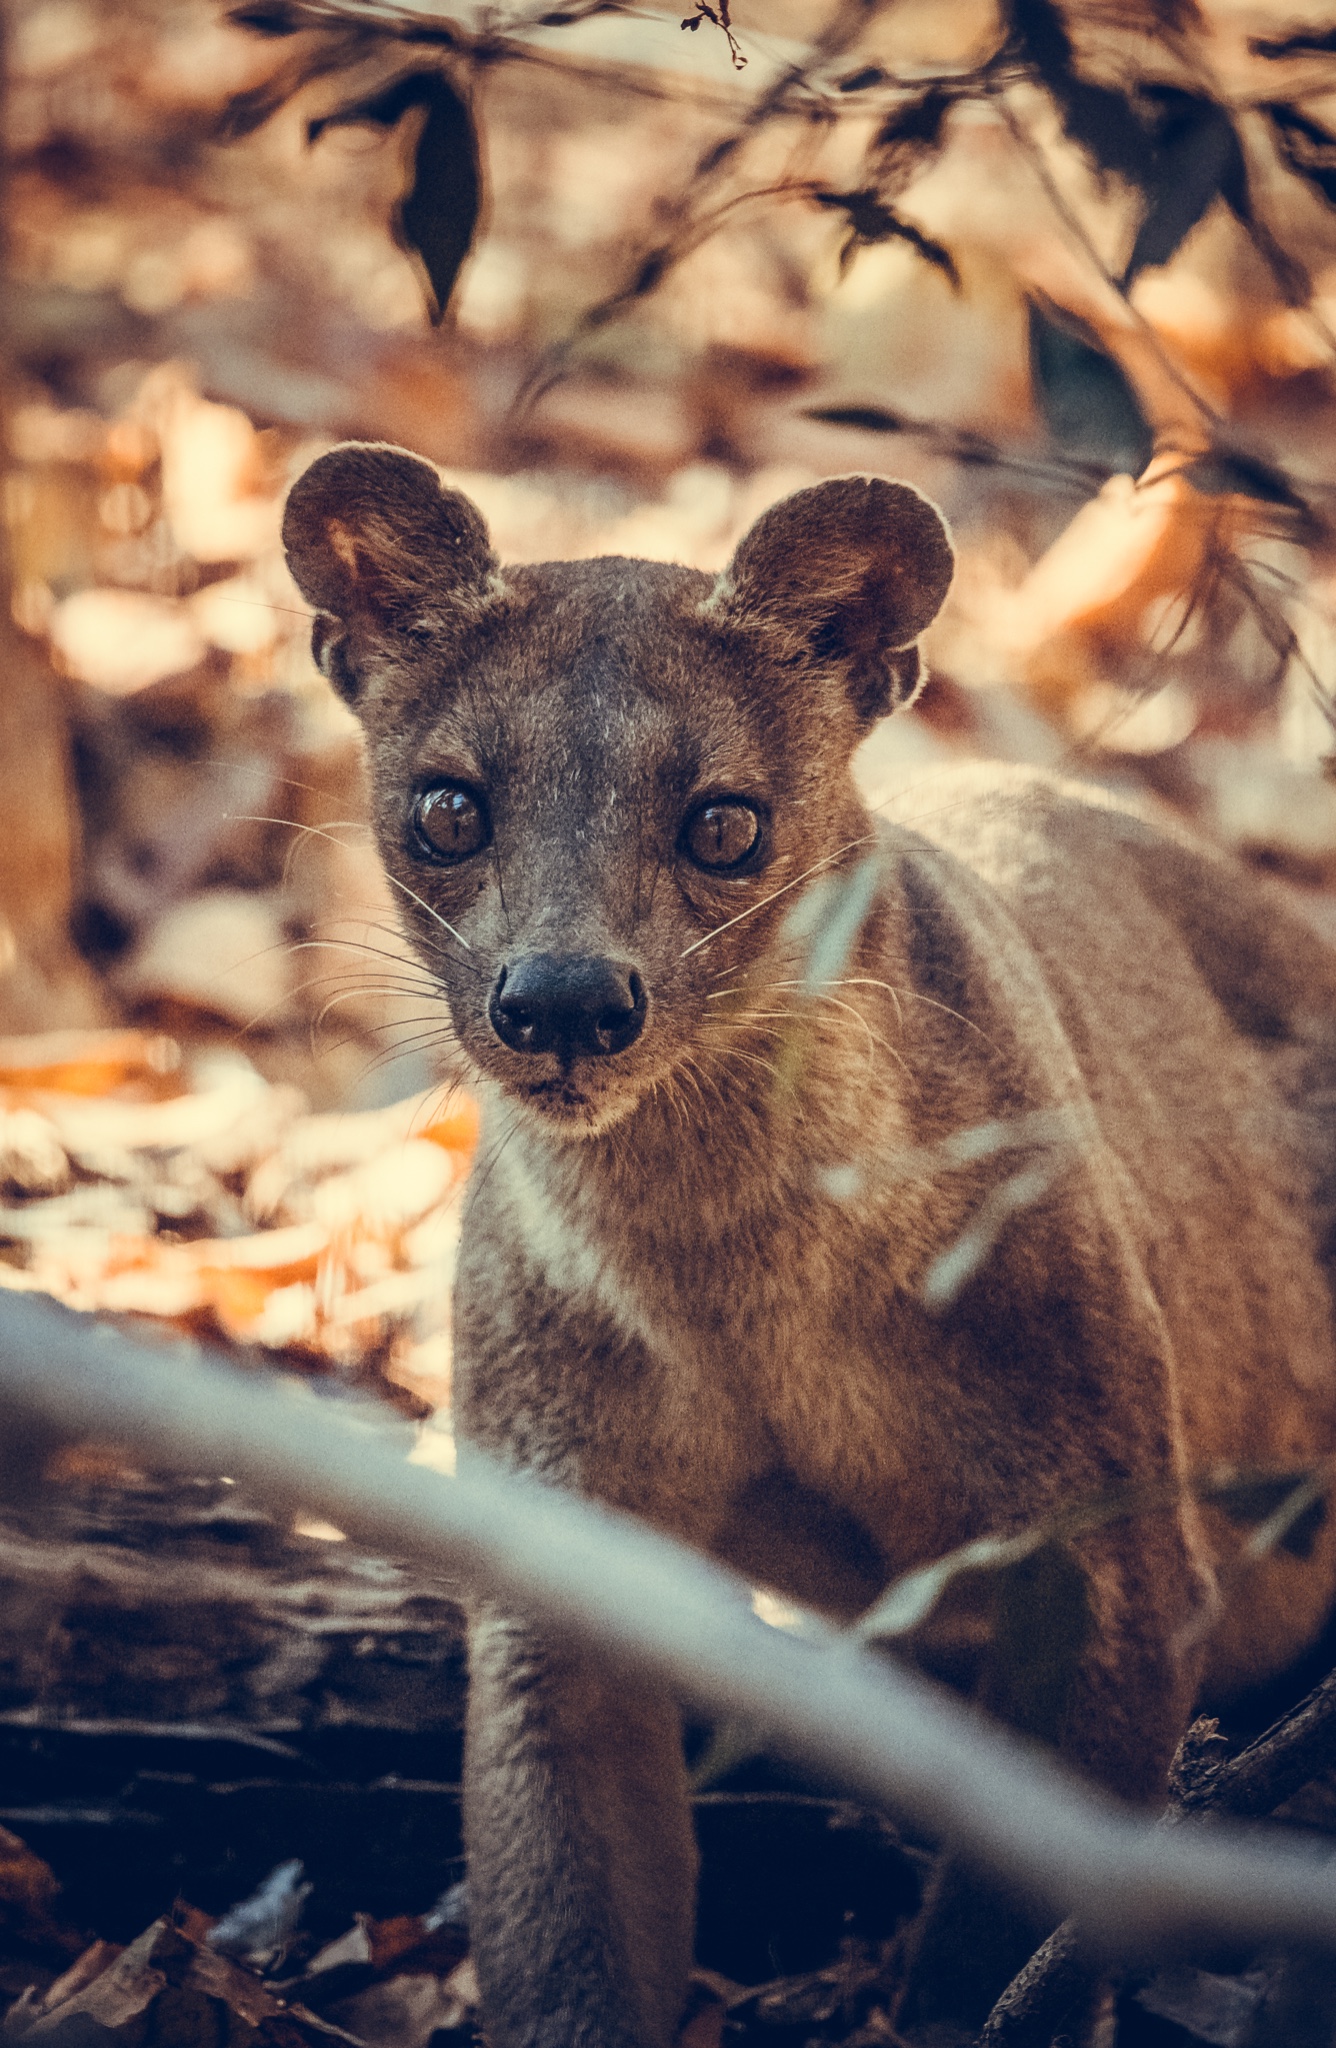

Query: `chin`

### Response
(487, 1070, 648, 1140)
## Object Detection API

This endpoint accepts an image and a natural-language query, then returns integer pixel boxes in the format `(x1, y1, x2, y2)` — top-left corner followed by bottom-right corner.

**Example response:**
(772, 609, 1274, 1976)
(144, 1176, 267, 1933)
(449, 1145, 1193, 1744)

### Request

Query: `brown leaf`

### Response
(0, 1829, 80, 1958)
(35, 1944, 125, 2017)
(24, 1921, 167, 2038)
(0, 1831, 59, 1922)
(25, 1918, 367, 2048)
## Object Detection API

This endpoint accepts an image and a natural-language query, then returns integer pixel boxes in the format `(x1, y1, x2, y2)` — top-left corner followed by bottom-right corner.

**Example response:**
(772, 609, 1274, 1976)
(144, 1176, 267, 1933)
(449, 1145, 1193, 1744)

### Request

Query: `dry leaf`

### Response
(0, 1031, 180, 1097)
(0, 1828, 78, 1956)
(0, 1112, 69, 1198)
(1002, 458, 1247, 715)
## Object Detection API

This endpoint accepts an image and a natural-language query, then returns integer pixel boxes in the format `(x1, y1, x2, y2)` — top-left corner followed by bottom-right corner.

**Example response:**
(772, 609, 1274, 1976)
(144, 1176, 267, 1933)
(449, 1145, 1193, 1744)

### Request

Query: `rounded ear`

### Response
(282, 442, 497, 702)
(712, 475, 953, 722)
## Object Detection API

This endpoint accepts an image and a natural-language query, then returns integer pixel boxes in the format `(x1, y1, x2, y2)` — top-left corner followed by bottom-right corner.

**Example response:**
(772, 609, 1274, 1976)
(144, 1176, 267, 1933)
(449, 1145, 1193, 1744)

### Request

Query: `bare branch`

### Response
(4, 1287, 1336, 1968)
(977, 1668, 1336, 2044)
(1176, 1673, 1336, 1823)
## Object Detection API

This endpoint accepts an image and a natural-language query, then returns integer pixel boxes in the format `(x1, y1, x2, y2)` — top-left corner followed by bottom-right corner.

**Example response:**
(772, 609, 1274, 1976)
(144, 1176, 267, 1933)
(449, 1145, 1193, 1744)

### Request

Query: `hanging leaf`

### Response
(875, 87, 954, 154)
(1029, 299, 1154, 473)
(804, 403, 912, 435)
(1267, 102, 1336, 209)
(225, 1, 306, 34)
(309, 70, 481, 325)
(1007, 0, 1293, 310)
(812, 189, 959, 287)
(871, 86, 955, 195)
(1144, 0, 1206, 25)
(1123, 91, 1248, 281)
(679, 1, 745, 70)
(1182, 447, 1313, 516)
(1252, 25, 1336, 59)
(1006, 0, 1154, 185)
(400, 80, 482, 323)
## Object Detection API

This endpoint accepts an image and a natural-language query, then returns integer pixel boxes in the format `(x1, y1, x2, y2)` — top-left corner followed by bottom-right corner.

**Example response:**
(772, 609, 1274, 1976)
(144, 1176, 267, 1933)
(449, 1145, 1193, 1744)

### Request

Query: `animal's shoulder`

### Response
(881, 760, 1336, 1045)
(883, 760, 1173, 873)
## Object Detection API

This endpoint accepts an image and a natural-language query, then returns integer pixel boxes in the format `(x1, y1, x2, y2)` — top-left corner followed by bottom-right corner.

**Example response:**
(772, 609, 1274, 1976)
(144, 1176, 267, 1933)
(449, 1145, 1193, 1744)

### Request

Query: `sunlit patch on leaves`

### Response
(307, 71, 481, 324)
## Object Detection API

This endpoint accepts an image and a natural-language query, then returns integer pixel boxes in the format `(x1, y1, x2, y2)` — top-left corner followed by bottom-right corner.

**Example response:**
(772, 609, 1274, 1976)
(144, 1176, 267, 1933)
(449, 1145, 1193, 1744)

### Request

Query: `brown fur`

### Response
(284, 443, 1336, 2047)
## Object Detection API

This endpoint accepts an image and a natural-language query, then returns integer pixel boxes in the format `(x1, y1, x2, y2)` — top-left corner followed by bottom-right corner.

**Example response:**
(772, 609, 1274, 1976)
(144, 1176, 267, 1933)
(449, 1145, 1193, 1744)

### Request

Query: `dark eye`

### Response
(411, 784, 490, 863)
(682, 799, 763, 872)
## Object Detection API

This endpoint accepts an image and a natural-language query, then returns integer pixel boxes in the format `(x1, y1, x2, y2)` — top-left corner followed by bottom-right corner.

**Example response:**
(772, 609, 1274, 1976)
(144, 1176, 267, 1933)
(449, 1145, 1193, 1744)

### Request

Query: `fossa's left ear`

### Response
(283, 441, 497, 705)
(710, 475, 953, 723)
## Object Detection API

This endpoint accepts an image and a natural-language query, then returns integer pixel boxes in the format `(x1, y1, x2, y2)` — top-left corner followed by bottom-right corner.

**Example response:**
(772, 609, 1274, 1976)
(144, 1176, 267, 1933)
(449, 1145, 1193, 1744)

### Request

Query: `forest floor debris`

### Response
(0, 1027, 474, 1418)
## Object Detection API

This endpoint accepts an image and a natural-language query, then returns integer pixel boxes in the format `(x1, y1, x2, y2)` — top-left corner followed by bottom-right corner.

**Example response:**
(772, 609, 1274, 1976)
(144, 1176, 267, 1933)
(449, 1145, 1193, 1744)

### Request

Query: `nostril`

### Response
(593, 971, 647, 1055)
(488, 955, 648, 1060)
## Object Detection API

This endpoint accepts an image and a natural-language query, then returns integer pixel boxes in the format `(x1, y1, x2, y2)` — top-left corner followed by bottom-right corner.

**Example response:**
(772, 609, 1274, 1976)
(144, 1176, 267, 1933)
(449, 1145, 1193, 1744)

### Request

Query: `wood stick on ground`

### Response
(976, 1674, 1336, 2046)
(5, 1287, 1336, 1968)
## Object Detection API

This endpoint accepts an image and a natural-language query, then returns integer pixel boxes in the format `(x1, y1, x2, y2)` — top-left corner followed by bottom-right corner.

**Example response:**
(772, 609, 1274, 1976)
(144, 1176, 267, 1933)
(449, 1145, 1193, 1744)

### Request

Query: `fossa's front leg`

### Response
(452, 1249, 743, 2048)
(465, 1607, 696, 2048)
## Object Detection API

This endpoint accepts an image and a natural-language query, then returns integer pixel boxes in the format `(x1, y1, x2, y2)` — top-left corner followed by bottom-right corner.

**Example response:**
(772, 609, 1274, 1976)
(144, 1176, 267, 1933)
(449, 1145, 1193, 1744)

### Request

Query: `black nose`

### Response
(489, 954, 647, 1060)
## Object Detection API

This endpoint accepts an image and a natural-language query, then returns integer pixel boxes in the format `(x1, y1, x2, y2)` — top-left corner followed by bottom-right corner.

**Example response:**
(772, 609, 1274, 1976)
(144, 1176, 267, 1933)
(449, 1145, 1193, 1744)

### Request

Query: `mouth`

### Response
(498, 1063, 644, 1137)
(525, 1074, 594, 1113)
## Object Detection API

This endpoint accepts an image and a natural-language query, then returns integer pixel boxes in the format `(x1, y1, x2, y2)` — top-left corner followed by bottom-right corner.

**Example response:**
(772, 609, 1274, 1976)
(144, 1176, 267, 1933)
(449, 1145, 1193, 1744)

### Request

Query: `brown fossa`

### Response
(284, 442, 1336, 2047)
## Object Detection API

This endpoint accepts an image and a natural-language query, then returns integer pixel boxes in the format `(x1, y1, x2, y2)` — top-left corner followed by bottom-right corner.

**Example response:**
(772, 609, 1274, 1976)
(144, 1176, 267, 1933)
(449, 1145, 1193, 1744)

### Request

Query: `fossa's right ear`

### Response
(283, 442, 497, 704)
(709, 475, 953, 725)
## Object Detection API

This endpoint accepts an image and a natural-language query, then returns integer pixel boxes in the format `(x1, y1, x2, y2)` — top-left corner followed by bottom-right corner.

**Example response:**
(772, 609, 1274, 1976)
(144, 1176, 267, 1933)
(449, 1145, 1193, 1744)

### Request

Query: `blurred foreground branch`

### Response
(3, 1290, 1336, 1969)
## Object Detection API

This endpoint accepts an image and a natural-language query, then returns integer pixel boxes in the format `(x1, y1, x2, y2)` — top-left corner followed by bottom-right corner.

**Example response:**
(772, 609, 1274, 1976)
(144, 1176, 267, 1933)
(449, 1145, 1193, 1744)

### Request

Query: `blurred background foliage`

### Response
(12, 0, 1336, 1088)
(7, 0, 1336, 1383)
(13, 0, 1336, 1105)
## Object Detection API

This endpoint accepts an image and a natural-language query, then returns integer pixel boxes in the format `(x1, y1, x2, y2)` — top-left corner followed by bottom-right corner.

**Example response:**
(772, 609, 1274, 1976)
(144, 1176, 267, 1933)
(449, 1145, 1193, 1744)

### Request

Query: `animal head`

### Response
(283, 442, 953, 1136)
